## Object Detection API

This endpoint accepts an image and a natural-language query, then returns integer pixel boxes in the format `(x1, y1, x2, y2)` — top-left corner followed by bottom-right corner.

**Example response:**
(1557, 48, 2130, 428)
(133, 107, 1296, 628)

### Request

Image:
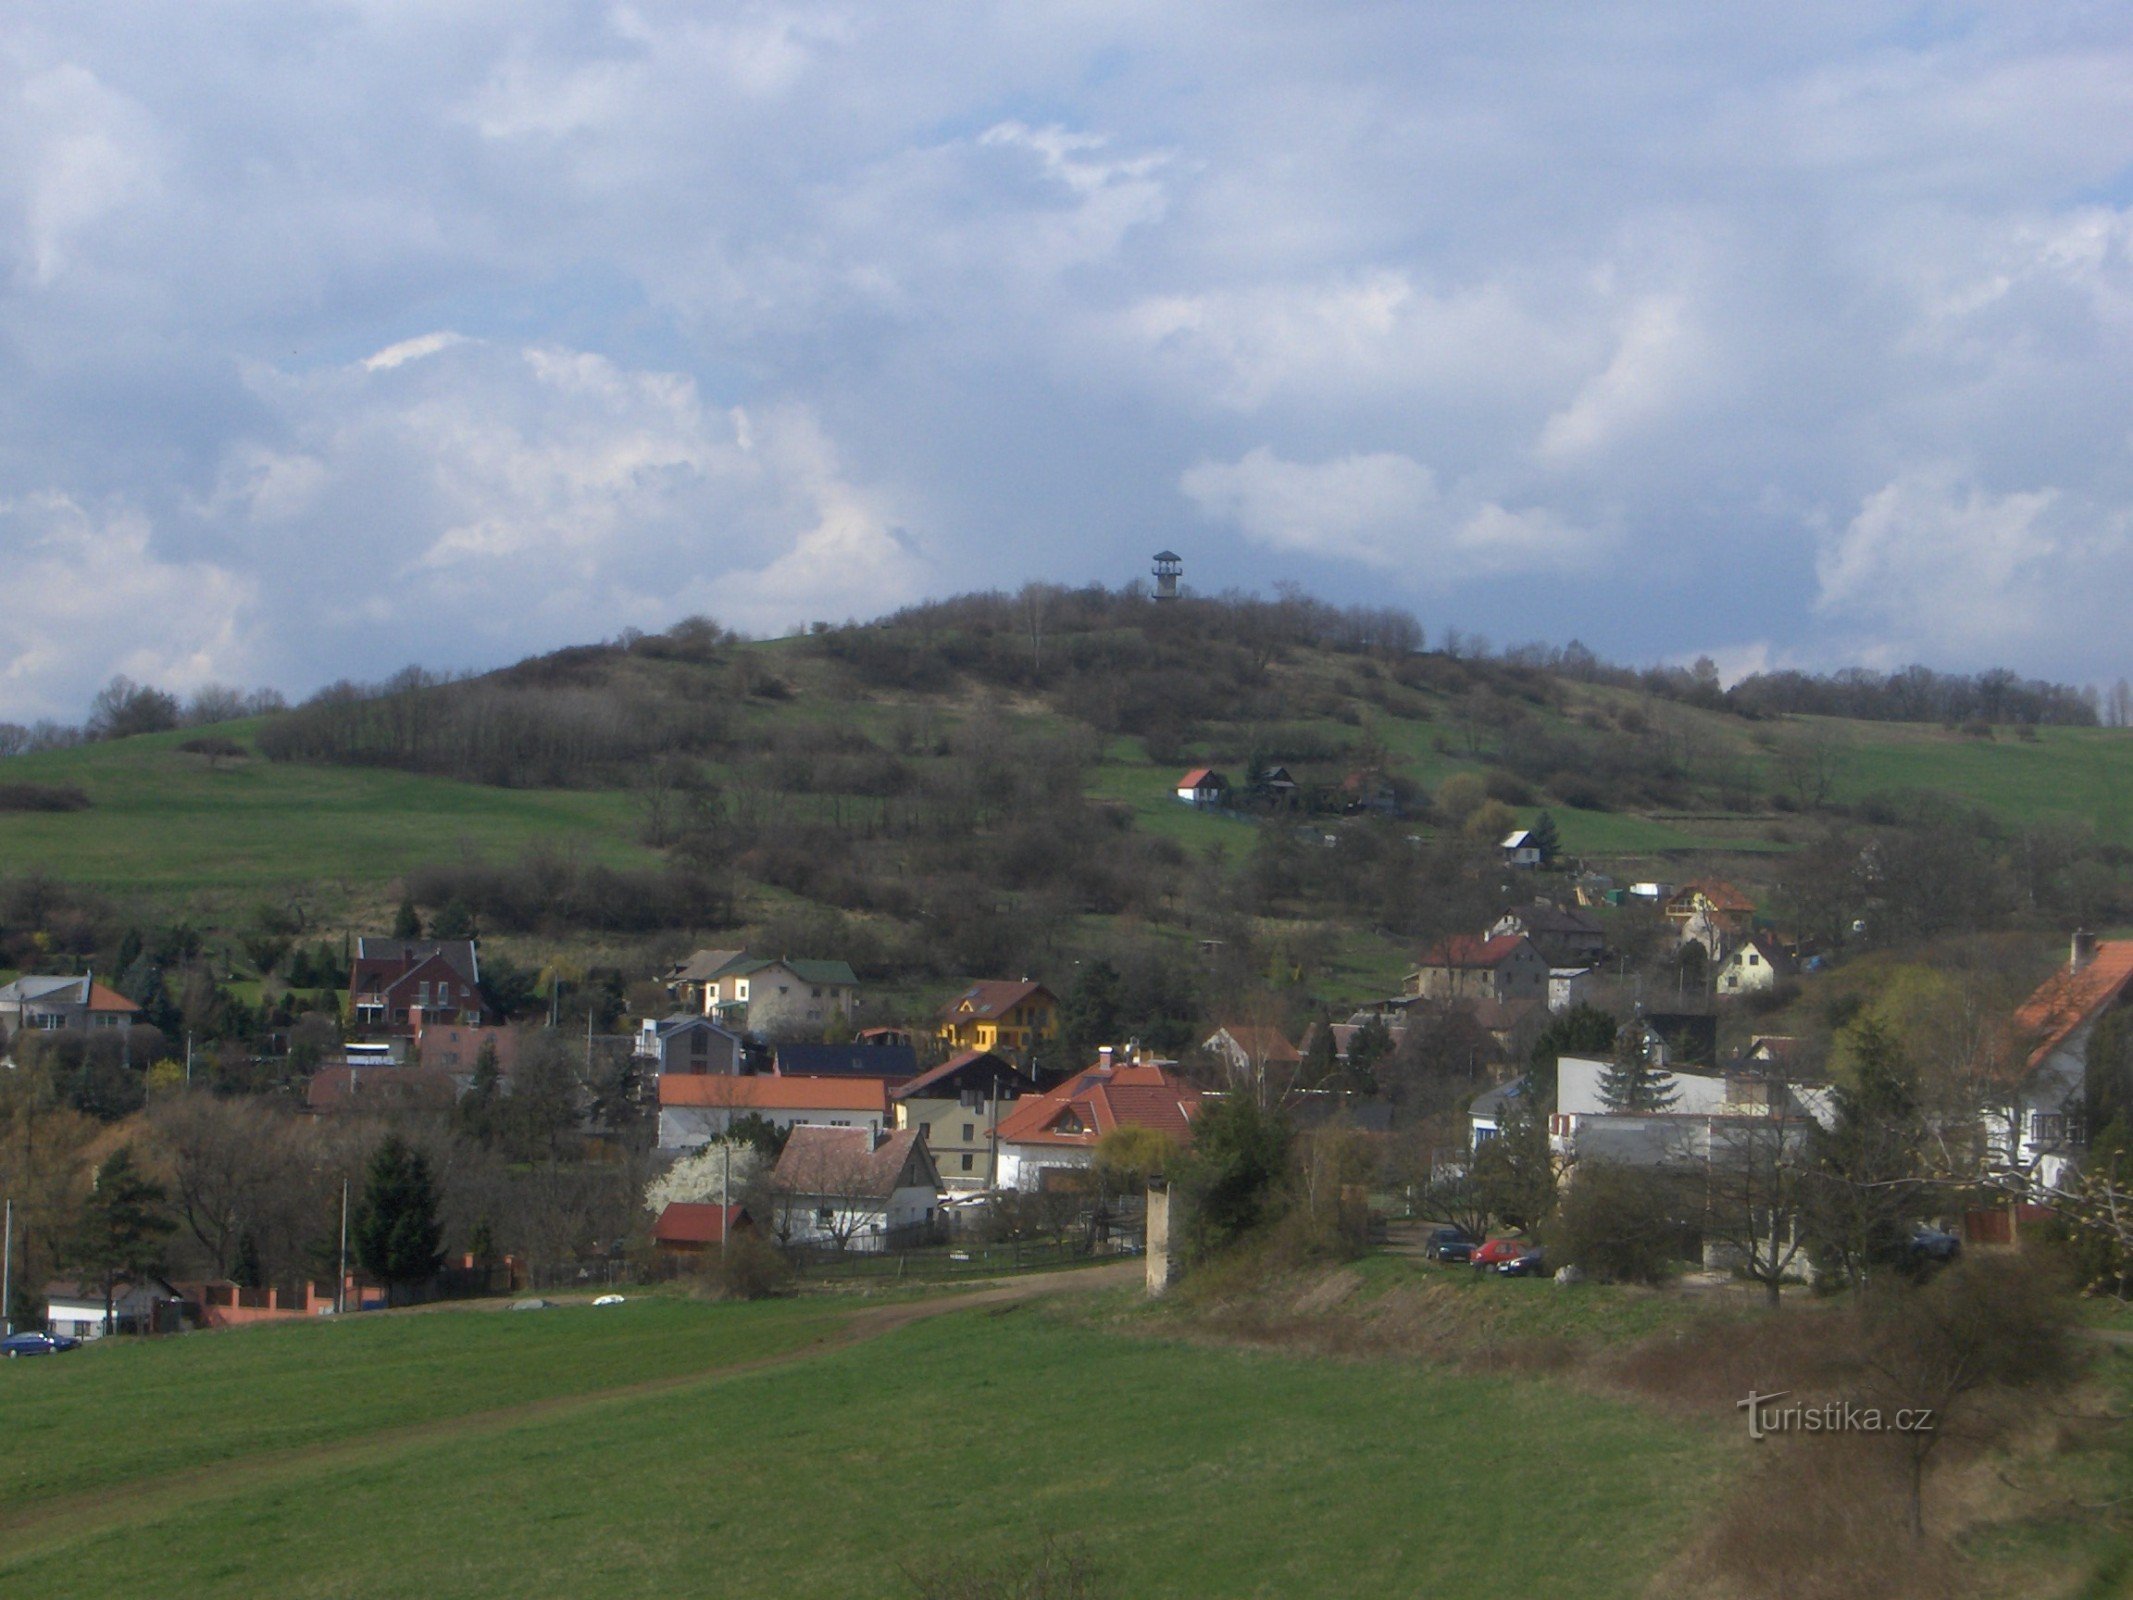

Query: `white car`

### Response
(593, 1294, 626, 1307)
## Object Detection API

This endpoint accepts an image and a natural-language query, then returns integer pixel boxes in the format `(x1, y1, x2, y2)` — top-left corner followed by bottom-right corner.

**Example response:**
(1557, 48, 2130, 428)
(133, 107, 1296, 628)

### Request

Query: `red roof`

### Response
(937, 979, 1053, 1023)
(84, 982, 141, 1015)
(1178, 768, 1219, 789)
(653, 1203, 750, 1247)
(1416, 934, 1530, 970)
(305, 1066, 458, 1114)
(1205, 1024, 1302, 1064)
(1667, 880, 1756, 915)
(657, 1075, 888, 1112)
(995, 1060, 1202, 1149)
(2015, 943, 2133, 1069)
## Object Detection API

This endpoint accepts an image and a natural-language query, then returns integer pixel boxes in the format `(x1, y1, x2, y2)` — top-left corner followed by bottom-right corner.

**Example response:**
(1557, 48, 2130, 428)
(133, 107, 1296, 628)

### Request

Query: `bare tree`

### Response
(1703, 1100, 1817, 1305)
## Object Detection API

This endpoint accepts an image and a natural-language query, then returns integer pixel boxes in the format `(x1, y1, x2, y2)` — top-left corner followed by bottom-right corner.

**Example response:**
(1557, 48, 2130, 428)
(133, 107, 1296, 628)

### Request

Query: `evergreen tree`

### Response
(68, 1146, 175, 1334)
(1471, 1078, 1558, 1233)
(1527, 1003, 1619, 1076)
(232, 1231, 264, 1289)
(391, 899, 423, 940)
(1528, 810, 1561, 866)
(429, 898, 478, 940)
(1175, 1095, 1291, 1258)
(457, 1040, 503, 1147)
(1061, 959, 1125, 1067)
(352, 1135, 444, 1303)
(1299, 1014, 1339, 1089)
(1804, 1016, 1928, 1288)
(1598, 1026, 1679, 1113)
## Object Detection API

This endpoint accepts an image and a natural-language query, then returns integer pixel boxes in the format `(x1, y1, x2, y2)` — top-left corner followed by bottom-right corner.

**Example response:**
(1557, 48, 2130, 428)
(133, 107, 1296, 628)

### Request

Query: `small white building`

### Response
(1500, 830, 1543, 869)
(1175, 768, 1228, 808)
(765, 1126, 943, 1251)
(1548, 967, 1597, 1014)
(656, 1074, 889, 1152)
(1994, 934, 2133, 1190)
(43, 1276, 182, 1339)
(1716, 936, 1790, 999)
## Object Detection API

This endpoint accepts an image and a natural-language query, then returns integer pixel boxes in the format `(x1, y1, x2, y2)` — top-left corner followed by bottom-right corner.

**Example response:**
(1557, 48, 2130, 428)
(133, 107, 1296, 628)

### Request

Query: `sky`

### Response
(2, 2, 2131, 720)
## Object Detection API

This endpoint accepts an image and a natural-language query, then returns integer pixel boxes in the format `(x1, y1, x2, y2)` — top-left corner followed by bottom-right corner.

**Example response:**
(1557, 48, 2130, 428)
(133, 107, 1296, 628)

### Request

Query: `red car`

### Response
(1471, 1238, 1529, 1270)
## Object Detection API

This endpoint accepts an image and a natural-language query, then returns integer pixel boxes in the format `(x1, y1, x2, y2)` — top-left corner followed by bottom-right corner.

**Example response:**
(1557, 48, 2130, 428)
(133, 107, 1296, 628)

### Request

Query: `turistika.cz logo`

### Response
(1736, 1390, 1935, 1442)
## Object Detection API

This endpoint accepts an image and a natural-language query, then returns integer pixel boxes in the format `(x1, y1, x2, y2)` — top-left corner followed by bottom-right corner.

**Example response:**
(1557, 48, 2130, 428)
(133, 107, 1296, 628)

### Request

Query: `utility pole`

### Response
(185, 1031, 194, 1086)
(336, 1179, 349, 1315)
(720, 1140, 731, 1263)
(2, 1197, 12, 1337)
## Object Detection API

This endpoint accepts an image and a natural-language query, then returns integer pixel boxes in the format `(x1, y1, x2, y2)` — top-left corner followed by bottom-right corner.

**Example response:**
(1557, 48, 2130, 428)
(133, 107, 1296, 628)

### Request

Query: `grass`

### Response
(0, 1293, 844, 1511)
(0, 1290, 1723, 1599)
(0, 723, 658, 900)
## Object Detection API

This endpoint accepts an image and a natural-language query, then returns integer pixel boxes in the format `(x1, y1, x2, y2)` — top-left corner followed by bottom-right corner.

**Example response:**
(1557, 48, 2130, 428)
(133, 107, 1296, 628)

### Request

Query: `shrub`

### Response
(705, 1229, 794, 1300)
(0, 782, 90, 812)
(1545, 1162, 1692, 1285)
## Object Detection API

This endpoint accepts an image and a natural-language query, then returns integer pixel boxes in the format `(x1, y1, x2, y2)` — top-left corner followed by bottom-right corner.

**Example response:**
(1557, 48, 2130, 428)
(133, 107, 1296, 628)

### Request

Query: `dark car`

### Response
(1907, 1228, 1962, 1267)
(1425, 1227, 1475, 1263)
(1, 1331, 81, 1358)
(1471, 1238, 1528, 1270)
(1497, 1249, 1549, 1279)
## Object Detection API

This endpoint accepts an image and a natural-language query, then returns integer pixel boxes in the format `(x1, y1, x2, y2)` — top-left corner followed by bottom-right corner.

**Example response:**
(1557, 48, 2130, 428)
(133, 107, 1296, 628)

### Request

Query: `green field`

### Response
(0, 1281, 1723, 1599)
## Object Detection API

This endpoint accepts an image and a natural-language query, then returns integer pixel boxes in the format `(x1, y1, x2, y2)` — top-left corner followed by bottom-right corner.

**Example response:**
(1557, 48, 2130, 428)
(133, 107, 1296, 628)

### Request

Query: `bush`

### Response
(705, 1229, 794, 1300)
(1545, 1163, 1691, 1285)
(0, 782, 91, 812)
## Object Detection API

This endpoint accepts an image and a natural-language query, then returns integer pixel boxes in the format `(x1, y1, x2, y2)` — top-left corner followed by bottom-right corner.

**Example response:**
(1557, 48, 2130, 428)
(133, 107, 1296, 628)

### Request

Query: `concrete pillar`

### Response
(1145, 1179, 1180, 1297)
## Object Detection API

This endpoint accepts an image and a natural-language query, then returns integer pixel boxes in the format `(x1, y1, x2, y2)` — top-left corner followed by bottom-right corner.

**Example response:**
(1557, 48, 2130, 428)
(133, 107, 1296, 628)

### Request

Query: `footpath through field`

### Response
(0, 1260, 1138, 1561)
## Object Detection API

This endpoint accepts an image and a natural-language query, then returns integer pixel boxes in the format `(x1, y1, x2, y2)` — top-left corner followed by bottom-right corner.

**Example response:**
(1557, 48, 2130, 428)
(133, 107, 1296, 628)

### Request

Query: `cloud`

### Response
(1181, 446, 1591, 581)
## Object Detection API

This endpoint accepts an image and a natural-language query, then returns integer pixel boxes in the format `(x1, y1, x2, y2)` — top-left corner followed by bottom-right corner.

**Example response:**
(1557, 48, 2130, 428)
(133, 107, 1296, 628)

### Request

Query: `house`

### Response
(1500, 830, 1544, 869)
(1997, 934, 2133, 1189)
(935, 979, 1061, 1057)
(773, 1041, 920, 1083)
(0, 975, 141, 1040)
(1175, 767, 1228, 808)
(414, 1020, 518, 1075)
(1467, 1078, 1527, 1148)
(993, 1050, 1203, 1192)
(348, 937, 488, 1037)
(1253, 765, 1301, 808)
(1716, 935, 1792, 998)
(1340, 769, 1398, 815)
(1489, 903, 1606, 968)
(891, 1049, 1040, 1188)
(1548, 968, 1598, 1014)
(1639, 1012, 1719, 1070)
(1741, 1035, 1803, 1073)
(43, 1275, 184, 1338)
(668, 952, 858, 1036)
(656, 1074, 889, 1152)
(1543, 1055, 1832, 1168)
(633, 1013, 745, 1077)
(651, 1202, 753, 1255)
(765, 1126, 944, 1251)
(305, 1065, 461, 1115)
(1202, 1024, 1304, 1082)
(1664, 881, 1756, 941)
(1406, 934, 1550, 1005)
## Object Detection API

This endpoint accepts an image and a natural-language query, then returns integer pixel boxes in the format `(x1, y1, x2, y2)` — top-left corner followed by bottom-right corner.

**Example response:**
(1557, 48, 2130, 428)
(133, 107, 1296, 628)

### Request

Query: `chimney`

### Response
(1097, 1045, 1114, 1069)
(2073, 930, 2099, 971)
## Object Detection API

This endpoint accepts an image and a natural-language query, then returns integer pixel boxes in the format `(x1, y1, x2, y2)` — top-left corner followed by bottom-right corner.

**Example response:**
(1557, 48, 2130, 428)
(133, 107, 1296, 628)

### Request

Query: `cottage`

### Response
(1488, 903, 1606, 968)
(1500, 830, 1543, 869)
(1406, 934, 1550, 1005)
(1716, 935, 1791, 998)
(0, 975, 141, 1040)
(667, 952, 858, 1037)
(1253, 765, 1301, 808)
(935, 979, 1060, 1056)
(651, 1202, 752, 1255)
(633, 1013, 745, 1077)
(348, 937, 488, 1037)
(43, 1275, 184, 1339)
(656, 1074, 888, 1152)
(1543, 1055, 1832, 1168)
(892, 1049, 1040, 1188)
(414, 1020, 518, 1075)
(993, 1051, 1202, 1192)
(1996, 934, 2133, 1189)
(1175, 767, 1228, 808)
(766, 1126, 943, 1251)
(1663, 881, 1756, 940)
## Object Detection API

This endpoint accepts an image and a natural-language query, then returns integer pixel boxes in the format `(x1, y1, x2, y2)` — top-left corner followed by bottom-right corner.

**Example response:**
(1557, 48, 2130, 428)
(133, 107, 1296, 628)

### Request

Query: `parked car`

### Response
(1, 1331, 80, 1358)
(1497, 1249, 1548, 1278)
(1425, 1227, 1474, 1263)
(1471, 1238, 1528, 1270)
(1907, 1228, 1962, 1267)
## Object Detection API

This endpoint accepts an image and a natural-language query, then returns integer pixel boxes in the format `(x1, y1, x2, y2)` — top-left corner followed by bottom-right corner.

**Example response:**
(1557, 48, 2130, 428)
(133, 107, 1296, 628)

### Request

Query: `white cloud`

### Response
(1537, 294, 1703, 465)
(1181, 446, 1591, 581)
(0, 58, 161, 286)
(363, 331, 467, 372)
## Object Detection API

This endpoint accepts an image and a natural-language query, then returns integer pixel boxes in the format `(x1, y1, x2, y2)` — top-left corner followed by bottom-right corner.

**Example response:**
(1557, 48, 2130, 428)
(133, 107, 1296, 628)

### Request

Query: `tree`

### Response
(1597, 1027, 1678, 1113)
(504, 1030, 582, 1161)
(1546, 1162, 1688, 1284)
(1174, 1096, 1290, 1259)
(1093, 1125, 1179, 1203)
(1527, 1004, 1618, 1076)
(352, 1135, 444, 1304)
(68, 1146, 175, 1333)
(429, 898, 478, 940)
(643, 1140, 766, 1214)
(87, 675, 180, 740)
(1060, 959, 1124, 1067)
(391, 898, 423, 940)
(1527, 810, 1561, 866)
(1804, 1017, 1929, 1289)
(1702, 1101, 1817, 1305)
(1470, 1082, 1558, 1233)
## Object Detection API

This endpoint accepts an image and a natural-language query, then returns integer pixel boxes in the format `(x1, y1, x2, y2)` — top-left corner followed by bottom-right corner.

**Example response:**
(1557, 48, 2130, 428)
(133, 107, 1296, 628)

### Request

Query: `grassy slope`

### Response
(0, 1292, 1720, 1600)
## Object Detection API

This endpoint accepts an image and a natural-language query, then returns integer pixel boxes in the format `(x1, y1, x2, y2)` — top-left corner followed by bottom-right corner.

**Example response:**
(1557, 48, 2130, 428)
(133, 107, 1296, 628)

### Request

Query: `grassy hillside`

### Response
(0, 1286, 1724, 1599)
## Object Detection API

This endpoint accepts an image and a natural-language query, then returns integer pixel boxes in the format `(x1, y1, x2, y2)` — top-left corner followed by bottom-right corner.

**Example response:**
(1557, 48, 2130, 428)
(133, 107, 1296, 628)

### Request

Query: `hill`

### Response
(1, 588, 2129, 1024)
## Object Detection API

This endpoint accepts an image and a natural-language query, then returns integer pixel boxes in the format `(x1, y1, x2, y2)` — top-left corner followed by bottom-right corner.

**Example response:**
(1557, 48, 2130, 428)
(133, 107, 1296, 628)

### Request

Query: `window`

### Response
(1747, 952, 1760, 967)
(812, 986, 822, 998)
(962, 1123, 975, 1141)
(961, 1153, 974, 1171)
(816, 1207, 835, 1226)
(2031, 1112, 2067, 1144)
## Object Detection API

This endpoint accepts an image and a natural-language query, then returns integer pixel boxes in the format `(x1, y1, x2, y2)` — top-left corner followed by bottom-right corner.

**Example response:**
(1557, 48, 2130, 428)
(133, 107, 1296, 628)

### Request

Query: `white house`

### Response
(1500, 829, 1543, 869)
(43, 1275, 183, 1339)
(765, 1126, 943, 1251)
(1544, 1055, 1834, 1166)
(1995, 934, 2133, 1190)
(656, 1074, 888, 1153)
(1548, 967, 1597, 1014)
(1716, 935, 1791, 999)
(993, 1053, 1202, 1192)
(1175, 768, 1228, 808)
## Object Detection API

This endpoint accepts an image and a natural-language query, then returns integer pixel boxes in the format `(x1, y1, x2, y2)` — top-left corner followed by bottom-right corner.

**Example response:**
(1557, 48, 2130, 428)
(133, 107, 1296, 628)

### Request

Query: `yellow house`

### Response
(935, 979, 1060, 1056)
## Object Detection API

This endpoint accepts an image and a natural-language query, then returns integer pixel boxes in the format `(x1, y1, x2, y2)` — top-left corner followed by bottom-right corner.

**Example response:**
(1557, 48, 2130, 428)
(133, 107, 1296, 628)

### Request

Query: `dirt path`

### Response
(0, 1261, 1138, 1561)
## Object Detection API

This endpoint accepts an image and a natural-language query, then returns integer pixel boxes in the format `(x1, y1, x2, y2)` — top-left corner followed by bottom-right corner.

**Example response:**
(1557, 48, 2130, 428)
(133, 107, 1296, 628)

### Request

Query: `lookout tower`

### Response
(1151, 550, 1182, 601)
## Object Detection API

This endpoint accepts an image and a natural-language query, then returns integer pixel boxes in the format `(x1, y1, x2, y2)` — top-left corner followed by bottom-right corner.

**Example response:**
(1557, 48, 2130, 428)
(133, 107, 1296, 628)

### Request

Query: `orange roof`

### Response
(1416, 934, 1529, 970)
(1667, 880, 1755, 914)
(1206, 1024, 1302, 1064)
(653, 1203, 750, 1246)
(657, 1075, 887, 1112)
(85, 982, 140, 1014)
(1178, 768, 1220, 788)
(2015, 943, 2133, 1069)
(995, 1060, 1202, 1149)
(937, 979, 1053, 1023)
